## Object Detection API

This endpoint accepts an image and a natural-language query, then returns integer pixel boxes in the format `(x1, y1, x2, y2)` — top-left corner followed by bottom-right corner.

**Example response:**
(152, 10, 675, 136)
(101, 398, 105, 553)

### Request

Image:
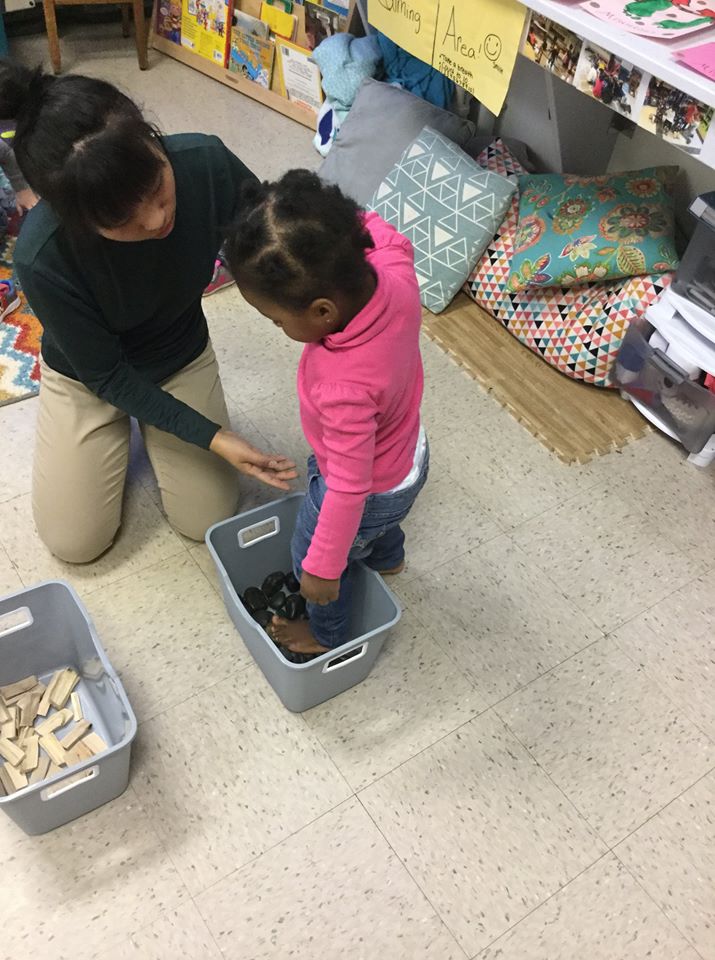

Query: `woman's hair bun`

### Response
(0, 60, 53, 120)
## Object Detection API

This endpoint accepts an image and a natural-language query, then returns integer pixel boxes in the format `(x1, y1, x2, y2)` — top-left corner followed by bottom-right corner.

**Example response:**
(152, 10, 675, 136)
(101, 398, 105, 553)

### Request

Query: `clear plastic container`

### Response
(672, 192, 715, 315)
(615, 320, 715, 453)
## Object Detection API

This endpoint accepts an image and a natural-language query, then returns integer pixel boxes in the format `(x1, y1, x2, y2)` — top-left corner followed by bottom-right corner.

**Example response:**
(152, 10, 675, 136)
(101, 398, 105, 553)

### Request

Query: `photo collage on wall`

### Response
(521, 10, 715, 162)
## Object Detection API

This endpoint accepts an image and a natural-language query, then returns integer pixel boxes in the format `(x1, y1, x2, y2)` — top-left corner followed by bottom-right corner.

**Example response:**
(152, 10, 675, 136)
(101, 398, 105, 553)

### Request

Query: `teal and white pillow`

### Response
(368, 126, 516, 313)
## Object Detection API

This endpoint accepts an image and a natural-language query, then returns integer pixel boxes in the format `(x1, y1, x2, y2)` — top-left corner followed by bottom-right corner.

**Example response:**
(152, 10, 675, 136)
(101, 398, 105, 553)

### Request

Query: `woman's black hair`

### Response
(0, 60, 164, 233)
(225, 170, 375, 309)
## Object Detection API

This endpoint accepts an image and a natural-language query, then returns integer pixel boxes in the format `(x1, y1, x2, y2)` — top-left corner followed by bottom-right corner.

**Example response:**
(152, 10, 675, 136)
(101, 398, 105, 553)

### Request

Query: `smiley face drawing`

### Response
(484, 33, 502, 61)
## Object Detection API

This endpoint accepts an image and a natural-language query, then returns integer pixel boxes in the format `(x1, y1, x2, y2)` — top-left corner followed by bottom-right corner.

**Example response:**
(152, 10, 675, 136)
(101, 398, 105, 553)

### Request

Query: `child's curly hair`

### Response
(225, 169, 375, 309)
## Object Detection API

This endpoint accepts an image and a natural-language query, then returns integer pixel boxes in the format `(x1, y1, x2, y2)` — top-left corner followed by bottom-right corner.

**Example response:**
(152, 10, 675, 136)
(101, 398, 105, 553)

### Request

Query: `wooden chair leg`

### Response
(121, 4, 130, 38)
(131, 0, 149, 70)
(42, 0, 62, 74)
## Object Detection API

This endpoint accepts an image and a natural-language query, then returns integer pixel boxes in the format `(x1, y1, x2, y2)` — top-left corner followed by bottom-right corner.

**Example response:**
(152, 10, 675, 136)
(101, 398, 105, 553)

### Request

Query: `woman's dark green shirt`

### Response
(15, 133, 255, 448)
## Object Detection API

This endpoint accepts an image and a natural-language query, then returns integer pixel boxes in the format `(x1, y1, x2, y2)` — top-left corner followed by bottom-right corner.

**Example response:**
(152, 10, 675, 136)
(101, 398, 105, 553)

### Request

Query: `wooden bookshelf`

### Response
(152, 32, 316, 129)
(152, 0, 358, 129)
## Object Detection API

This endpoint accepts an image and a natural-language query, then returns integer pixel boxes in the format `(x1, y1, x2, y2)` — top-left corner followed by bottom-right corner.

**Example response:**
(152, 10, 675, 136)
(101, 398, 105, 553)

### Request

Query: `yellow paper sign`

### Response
(369, 0, 528, 116)
(368, 0, 437, 67)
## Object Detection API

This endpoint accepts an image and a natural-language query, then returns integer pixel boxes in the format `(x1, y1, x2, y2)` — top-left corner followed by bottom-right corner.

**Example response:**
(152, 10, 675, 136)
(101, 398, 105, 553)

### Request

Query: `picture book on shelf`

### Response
(230, 24, 275, 86)
(276, 38, 324, 113)
(323, 0, 349, 14)
(260, 0, 297, 38)
(304, 0, 346, 50)
(181, 0, 232, 65)
(234, 8, 270, 37)
(156, 0, 182, 43)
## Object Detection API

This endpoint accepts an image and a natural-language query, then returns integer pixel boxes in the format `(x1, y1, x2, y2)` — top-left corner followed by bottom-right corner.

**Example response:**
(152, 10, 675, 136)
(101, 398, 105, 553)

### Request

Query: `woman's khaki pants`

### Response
(33, 341, 239, 563)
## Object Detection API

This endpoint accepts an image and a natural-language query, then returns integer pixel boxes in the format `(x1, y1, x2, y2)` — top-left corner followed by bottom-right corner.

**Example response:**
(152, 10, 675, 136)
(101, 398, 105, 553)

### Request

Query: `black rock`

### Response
(262, 571, 285, 597)
(253, 608, 273, 629)
(284, 571, 300, 593)
(283, 593, 307, 620)
(277, 644, 315, 664)
(243, 587, 268, 613)
(269, 590, 286, 612)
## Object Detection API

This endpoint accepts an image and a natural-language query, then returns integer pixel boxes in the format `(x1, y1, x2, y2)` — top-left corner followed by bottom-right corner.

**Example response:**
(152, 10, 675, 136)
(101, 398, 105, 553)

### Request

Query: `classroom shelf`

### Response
(151, 33, 316, 129)
(525, 0, 715, 108)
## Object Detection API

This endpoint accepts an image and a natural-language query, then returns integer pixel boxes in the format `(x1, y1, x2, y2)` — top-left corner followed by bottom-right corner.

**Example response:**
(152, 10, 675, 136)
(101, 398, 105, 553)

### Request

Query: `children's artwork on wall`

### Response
(579, 1, 715, 39)
(574, 40, 645, 118)
(522, 13, 583, 82)
(676, 40, 715, 79)
(639, 75, 714, 154)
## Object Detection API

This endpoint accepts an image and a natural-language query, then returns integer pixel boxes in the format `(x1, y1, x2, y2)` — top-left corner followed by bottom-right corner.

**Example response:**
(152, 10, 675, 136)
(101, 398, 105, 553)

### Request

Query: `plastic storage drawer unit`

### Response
(206, 493, 401, 712)
(0, 581, 137, 835)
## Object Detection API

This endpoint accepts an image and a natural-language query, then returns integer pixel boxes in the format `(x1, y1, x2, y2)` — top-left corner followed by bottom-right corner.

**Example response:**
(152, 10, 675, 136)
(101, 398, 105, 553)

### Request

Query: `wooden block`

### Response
(19, 734, 39, 773)
(39, 733, 68, 767)
(0, 764, 14, 794)
(65, 739, 93, 766)
(0, 716, 15, 740)
(71, 692, 83, 723)
(59, 720, 91, 750)
(29, 754, 51, 785)
(36, 674, 60, 718)
(17, 725, 32, 746)
(35, 708, 72, 737)
(72, 740, 93, 761)
(47, 762, 62, 778)
(49, 669, 80, 710)
(4, 683, 45, 708)
(0, 737, 25, 767)
(81, 732, 108, 756)
(17, 689, 43, 728)
(0, 676, 38, 701)
(0, 698, 9, 723)
(1, 761, 28, 791)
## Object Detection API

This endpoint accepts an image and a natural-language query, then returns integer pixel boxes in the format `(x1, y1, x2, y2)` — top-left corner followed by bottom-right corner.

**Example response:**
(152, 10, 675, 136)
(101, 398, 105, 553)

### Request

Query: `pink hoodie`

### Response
(298, 213, 424, 580)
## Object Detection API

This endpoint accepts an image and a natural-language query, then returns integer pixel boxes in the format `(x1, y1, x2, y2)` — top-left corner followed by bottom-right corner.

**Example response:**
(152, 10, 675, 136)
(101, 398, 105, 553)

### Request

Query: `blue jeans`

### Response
(291, 448, 429, 648)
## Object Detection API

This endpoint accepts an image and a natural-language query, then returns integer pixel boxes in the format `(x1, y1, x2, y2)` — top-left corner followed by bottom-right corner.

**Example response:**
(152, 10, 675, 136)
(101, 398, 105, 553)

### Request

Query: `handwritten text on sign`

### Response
(370, 0, 527, 115)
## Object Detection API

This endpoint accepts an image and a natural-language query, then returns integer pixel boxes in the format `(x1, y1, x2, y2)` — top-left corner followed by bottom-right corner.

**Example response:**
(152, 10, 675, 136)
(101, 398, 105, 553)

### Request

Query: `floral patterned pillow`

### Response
(508, 167, 679, 291)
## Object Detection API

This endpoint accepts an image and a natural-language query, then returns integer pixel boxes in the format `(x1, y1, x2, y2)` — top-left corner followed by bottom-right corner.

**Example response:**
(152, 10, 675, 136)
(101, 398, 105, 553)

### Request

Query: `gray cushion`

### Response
(369, 126, 516, 313)
(319, 79, 483, 205)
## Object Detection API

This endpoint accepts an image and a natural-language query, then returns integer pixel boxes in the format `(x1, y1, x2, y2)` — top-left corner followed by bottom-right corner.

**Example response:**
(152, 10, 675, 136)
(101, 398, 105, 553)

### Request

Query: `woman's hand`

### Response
(300, 571, 340, 606)
(15, 188, 39, 214)
(210, 428, 297, 491)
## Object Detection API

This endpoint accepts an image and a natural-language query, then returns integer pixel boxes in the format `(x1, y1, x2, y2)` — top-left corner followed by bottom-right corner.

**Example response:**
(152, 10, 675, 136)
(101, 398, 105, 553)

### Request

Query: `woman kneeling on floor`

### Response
(0, 61, 295, 563)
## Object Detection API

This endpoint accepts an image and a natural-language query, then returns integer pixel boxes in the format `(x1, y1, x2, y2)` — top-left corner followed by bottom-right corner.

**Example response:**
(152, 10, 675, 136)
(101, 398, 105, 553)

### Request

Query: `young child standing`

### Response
(225, 170, 428, 656)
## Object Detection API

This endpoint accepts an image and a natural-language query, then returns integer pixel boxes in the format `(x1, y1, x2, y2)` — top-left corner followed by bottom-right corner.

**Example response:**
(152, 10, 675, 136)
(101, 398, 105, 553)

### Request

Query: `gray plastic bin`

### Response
(0, 581, 137, 835)
(206, 493, 401, 712)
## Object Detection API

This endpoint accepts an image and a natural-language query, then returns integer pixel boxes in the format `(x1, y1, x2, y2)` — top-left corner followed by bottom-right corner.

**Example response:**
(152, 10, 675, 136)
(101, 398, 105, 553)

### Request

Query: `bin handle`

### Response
(0, 606, 33, 639)
(238, 515, 280, 549)
(322, 643, 368, 673)
(40, 764, 98, 801)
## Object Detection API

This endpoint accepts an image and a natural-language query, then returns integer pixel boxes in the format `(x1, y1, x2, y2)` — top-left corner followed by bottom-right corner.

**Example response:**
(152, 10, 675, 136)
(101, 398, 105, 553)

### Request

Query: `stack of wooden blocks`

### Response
(0, 671, 108, 796)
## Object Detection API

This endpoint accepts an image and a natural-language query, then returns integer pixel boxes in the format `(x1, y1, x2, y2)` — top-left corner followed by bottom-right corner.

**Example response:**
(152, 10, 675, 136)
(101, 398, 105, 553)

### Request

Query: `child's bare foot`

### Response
(378, 560, 405, 575)
(270, 616, 329, 655)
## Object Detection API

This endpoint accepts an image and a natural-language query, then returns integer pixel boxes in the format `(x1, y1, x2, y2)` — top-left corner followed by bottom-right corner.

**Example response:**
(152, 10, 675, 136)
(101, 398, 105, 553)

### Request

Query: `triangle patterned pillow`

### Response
(368, 126, 516, 313)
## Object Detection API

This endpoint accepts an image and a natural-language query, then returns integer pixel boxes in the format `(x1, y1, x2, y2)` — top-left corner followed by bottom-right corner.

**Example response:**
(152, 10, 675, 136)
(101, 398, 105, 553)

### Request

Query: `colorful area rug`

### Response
(0, 235, 41, 407)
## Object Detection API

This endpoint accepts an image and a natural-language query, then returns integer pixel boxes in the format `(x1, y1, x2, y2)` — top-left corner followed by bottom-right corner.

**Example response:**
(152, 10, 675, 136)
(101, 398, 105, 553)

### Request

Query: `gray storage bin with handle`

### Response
(0, 580, 137, 835)
(206, 493, 401, 712)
